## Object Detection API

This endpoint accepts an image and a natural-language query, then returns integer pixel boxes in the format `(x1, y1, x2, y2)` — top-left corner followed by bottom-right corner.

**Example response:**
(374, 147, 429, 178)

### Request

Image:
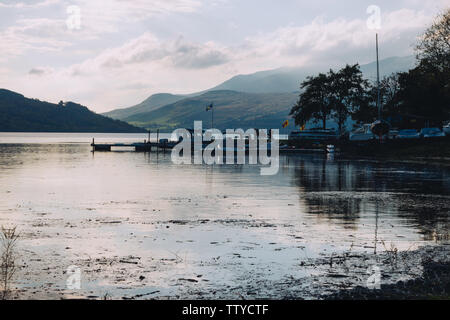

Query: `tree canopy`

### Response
(290, 64, 368, 133)
(290, 8, 450, 131)
(290, 73, 333, 129)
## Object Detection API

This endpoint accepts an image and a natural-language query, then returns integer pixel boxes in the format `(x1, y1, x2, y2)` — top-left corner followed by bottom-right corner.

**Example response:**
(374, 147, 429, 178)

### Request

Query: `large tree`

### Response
(329, 64, 369, 133)
(395, 8, 450, 123)
(290, 73, 333, 129)
(396, 62, 449, 122)
(416, 8, 450, 73)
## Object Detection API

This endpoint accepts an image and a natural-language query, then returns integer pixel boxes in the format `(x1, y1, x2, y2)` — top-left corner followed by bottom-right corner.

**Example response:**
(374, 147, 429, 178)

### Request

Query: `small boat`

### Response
(396, 129, 420, 139)
(443, 122, 450, 135)
(289, 128, 338, 141)
(326, 145, 335, 153)
(371, 120, 390, 137)
(349, 124, 375, 141)
(420, 127, 446, 138)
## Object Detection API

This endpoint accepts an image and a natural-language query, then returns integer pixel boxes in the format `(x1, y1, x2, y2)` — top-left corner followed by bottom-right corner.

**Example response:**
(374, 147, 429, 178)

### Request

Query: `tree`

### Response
(396, 62, 449, 122)
(416, 8, 450, 73)
(380, 73, 401, 116)
(290, 73, 333, 129)
(394, 8, 450, 124)
(351, 83, 378, 125)
(352, 73, 401, 125)
(329, 64, 369, 133)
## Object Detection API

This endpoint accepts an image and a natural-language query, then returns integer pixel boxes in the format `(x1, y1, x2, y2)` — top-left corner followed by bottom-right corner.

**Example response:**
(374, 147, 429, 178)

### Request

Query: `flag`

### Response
(206, 103, 213, 111)
(282, 120, 289, 128)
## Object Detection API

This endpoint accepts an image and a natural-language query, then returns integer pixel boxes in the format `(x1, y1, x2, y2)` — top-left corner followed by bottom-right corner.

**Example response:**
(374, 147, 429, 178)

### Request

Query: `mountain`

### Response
(123, 90, 299, 131)
(208, 67, 314, 93)
(103, 56, 416, 125)
(210, 56, 416, 93)
(0, 89, 146, 133)
(103, 93, 186, 120)
(359, 55, 417, 81)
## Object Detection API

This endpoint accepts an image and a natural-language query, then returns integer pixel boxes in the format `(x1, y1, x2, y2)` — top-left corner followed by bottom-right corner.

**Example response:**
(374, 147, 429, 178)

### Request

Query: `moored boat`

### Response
(289, 128, 338, 141)
(420, 127, 446, 138)
(443, 122, 450, 135)
(349, 124, 375, 141)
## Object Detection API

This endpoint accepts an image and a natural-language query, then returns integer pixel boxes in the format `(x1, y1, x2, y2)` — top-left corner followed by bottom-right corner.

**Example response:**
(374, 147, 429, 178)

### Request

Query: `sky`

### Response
(0, 0, 448, 112)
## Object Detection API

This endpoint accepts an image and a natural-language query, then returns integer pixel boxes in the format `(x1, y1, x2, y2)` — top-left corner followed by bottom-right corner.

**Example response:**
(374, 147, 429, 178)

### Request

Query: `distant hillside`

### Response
(124, 90, 299, 131)
(359, 55, 417, 82)
(209, 68, 314, 93)
(210, 56, 416, 93)
(0, 89, 146, 133)
(103, 93, 186, 120)
(103, 56, 416, 125)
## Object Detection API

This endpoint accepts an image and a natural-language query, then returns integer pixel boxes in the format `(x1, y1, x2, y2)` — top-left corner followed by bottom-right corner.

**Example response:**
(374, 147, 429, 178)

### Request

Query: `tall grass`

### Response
(1, 226, 19, 299)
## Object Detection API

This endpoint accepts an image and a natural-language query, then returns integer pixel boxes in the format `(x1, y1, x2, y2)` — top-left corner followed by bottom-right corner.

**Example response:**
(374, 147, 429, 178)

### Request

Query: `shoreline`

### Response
(6, 239, 449, 300)
(322, 244, 450, 300)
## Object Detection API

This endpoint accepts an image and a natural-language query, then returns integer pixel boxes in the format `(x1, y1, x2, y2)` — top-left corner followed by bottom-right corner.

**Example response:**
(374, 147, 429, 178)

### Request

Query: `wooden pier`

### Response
(91, 138, 173, 152)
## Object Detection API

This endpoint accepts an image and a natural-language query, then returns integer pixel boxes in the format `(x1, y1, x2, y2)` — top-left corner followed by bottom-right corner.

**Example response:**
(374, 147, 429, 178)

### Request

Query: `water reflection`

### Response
(290, 156, 450, 239)
(0, 136, 449, 298)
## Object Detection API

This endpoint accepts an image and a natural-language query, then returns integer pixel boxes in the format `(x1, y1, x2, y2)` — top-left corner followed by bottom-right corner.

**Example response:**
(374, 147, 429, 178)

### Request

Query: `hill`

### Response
(0, 89, 146, 133)
(210, 56, 416, 93)
(103, 93, 186, 120)
(123, 90, 299, 131)
(103, 56, 416, 126)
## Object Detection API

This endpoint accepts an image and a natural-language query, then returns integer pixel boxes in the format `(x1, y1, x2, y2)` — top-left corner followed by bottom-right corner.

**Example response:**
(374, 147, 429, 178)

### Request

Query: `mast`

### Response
(376, 33, 381, 121)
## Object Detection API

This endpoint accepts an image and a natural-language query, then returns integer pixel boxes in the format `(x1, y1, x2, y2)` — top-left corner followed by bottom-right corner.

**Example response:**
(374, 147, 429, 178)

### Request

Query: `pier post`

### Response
(157, 129, 160, 152)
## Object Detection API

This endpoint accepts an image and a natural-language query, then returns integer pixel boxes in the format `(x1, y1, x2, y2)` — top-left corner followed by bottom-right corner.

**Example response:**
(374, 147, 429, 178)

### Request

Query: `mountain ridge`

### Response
(0, 88, 146, 133)
(103, 55, 416, 122)
(123, 90, 299, 131)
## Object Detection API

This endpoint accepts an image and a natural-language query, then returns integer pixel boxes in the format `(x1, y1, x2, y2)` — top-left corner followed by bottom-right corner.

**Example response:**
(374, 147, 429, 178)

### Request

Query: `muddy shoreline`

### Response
(7, 241, 449, 300)
(323, 245, 450, 300)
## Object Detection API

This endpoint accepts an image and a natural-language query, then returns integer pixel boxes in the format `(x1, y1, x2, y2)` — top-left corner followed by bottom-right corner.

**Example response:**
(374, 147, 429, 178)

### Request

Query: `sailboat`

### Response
(350, 34, 390, 142)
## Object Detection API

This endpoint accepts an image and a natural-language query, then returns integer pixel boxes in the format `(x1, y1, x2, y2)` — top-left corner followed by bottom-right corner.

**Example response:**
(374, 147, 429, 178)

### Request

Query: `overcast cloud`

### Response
(0, 0, 448, 112)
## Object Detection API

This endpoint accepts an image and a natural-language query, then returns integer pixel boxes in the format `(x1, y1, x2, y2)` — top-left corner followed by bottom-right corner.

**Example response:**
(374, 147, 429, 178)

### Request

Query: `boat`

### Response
(351, 34, 392, 143)
(396, 129, 421, 139)
(289, 128, 338, 141)
(349, 124, 375, 141)
(420, 127, 446, 138)
(444, 122, 450, 135)
(326, 145, 335, 153)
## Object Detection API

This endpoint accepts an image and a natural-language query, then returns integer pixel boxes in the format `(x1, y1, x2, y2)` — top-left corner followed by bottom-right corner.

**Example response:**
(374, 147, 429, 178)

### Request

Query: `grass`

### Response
(381, 241, 399, 268)
(1, 226, 19, 300)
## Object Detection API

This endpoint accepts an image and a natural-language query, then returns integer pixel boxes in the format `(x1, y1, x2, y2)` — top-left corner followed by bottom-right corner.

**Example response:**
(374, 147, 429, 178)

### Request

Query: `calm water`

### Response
(0, 132, 449, 298)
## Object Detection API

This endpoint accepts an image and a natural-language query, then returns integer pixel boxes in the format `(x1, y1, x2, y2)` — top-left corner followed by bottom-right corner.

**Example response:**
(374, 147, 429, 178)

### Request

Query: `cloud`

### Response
(0, 4, 441, 112)
(243, 9, 433, 68)
(170, 38, 230, 69)
(66, 33, 230, 76)
(0, 0, 59, 9)
(28, 67, 54, 76)
(0, 0, 203, 59)
(0, 18, 72, 58)
(70, 0, 202, 34)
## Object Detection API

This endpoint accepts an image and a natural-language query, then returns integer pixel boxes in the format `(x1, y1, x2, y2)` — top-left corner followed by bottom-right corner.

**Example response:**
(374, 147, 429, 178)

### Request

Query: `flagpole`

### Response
(376, 33, 381, 121)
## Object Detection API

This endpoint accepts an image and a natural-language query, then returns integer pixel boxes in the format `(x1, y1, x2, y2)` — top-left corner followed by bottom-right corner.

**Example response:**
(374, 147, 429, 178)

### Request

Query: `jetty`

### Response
(91, 138, 173, 152)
